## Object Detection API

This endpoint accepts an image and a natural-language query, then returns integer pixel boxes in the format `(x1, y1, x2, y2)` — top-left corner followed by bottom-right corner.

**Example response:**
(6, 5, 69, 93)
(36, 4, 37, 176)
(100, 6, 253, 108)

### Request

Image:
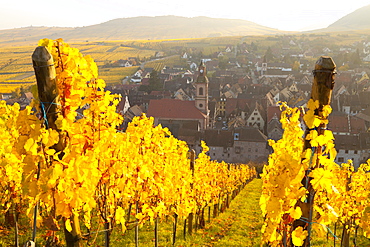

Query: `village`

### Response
(101, 36, 370, 168)
(3, 35, 370, 168)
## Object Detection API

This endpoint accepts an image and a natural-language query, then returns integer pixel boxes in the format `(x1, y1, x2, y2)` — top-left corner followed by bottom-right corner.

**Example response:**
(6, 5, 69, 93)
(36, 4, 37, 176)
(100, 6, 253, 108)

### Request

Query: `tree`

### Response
(350, 49, 362, 68)
(292, 61, 300, 72)
(148, 70, 163, 92)
(263, 47, 274, 63)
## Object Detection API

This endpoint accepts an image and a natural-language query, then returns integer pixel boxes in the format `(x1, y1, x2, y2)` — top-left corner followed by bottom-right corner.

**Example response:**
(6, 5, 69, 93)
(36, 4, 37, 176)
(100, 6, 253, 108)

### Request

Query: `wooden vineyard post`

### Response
(172, 213, 178, 245)
(32, 46, 82, 247)
(187, 149, 196, 235)
(341, 173, 352, 247)
(154, 217, 159, 247)
(292, 56, 336, 247)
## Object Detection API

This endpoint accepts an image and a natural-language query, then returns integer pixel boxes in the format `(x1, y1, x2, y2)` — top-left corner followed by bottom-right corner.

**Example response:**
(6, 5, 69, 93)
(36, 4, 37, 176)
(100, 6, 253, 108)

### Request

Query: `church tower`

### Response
(195, 60, 209, 116)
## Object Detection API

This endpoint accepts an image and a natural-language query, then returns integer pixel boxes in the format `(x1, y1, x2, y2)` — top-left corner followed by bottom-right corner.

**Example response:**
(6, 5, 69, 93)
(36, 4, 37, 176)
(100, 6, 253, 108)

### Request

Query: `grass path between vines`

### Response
(117, 179, 263, 247)
(198, 178, 263, 247)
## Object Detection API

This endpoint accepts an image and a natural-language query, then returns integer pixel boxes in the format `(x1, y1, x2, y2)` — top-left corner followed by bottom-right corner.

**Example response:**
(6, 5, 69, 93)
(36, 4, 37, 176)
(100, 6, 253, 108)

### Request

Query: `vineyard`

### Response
(0, 36, 247, 94)
(260, 56, 370, 247)
(0, 39, 257, 246)
(1, 37, 370, 247)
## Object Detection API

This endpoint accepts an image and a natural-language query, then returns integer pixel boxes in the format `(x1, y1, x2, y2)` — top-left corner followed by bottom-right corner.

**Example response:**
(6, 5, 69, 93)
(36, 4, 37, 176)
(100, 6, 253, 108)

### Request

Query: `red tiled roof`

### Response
(328, 113, 366, 134)
(147, 99, 207, 119)
(267, 106, 282, 122)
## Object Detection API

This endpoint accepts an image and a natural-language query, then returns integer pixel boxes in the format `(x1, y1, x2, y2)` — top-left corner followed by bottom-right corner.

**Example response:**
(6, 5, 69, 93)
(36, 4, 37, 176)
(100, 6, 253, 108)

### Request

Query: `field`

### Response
(0, 41, 157, 93)
(0, 37, 236, 93)
(1, 29, 370, 94)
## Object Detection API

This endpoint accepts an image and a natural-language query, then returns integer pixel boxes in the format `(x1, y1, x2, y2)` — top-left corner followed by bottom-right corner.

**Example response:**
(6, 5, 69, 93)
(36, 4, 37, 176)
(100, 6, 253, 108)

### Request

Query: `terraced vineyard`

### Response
(0, 41, 154, 93)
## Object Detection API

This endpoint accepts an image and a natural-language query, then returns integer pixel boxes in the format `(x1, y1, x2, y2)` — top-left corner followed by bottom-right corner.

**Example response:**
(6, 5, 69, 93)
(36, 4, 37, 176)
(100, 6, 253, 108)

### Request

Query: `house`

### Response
(173, 88, 191, 101)
(181, 52, 189, 59)
(216, 52, 224, 57)
(260, 62, 292, 79)
(0, 93, 12, 100)
(232, 127, 269, 163)
(200, 129, 234, 162)
(117, 96, 130, 115)
(328, 112, 367, 136)
(122, 105, 144, 130)
(198, 127, 269, 164)
(155, 52, 165, 58)
(115, 59, 132, 67)
(266, 106, 283, 141)
(245, 101, 266, 133)
(225, 46, 232, 53)
(189, 62, 198, 71)
(134, 69, 143, 77)
(334, 132, 370, 169)
(130, 76, 142, 84)
(364, 54, 370, 62)
(147, 98, 208, 131)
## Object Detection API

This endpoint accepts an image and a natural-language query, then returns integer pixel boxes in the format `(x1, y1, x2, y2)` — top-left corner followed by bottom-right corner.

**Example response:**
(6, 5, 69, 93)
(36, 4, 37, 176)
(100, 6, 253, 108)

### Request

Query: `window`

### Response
(199, 103, 203, 108)
(345, 150, 349, 154)
(354, 150, 358, 154)
(254, 112, 258, 115)
(338, 157, 344, 162)
(235, 147, 241, 154)
(199, 87, 204, 95)
(257, 117, 260, 121)
(234, 133, 239, 140)
(255, 149, 258, 152)
(251, 117, 254, 120)
(248, 148, 251, 152)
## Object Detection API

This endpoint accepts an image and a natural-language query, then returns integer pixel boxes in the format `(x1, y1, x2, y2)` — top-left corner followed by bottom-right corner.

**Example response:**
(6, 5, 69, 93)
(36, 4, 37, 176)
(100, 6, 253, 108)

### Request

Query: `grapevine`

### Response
(261, 100, 370, 246)
(0, 39, 257, 246)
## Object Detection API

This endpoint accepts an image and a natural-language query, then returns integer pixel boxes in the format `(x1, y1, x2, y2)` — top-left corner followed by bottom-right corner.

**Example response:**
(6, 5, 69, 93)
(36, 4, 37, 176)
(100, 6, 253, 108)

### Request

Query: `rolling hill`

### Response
(0, 16, 283, 46)
(326, 4, 370, 31)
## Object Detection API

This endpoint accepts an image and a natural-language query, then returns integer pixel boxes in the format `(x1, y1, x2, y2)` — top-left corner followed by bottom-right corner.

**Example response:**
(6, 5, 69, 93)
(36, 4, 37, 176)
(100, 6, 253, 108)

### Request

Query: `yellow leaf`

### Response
(45, 149, 56, 155)
(24, 138, 38, 155)
(65, 218, 72, 232)
(290, 206, 302, 220)
(307, 99, 319, 110)
(292, 226, 308, 246)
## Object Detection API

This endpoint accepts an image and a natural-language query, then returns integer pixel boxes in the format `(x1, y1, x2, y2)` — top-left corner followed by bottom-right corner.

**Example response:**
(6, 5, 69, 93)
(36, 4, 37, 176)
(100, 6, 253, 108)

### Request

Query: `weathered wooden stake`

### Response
(135, 201, 139, 247)
(32, 46, 82, 247)
(154, 217, 159, 247)
(172, 214, 178, 245)
(187, 150, 195, 235)
(292, 56, 336, 247)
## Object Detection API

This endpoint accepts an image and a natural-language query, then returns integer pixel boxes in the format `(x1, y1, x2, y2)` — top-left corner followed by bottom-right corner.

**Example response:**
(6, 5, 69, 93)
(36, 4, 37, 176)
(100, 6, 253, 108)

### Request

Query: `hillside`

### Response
(0, 16, 283, 46)
(326, 4, 370, 31)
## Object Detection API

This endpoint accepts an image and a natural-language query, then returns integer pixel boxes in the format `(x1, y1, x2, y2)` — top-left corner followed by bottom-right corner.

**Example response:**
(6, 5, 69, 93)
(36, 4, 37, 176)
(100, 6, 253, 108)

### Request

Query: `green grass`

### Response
(95, 179, 263, 246)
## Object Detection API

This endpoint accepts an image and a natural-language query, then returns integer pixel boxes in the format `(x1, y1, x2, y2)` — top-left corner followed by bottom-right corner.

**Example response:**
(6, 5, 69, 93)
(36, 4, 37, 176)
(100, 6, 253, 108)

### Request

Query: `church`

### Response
(147, 61, 210, 134)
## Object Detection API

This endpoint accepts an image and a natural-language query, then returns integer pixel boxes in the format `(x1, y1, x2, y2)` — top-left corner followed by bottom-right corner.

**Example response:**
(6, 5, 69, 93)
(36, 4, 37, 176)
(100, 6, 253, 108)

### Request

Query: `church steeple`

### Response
(196, 60, 209, 84)
(195, 60, 209, 119)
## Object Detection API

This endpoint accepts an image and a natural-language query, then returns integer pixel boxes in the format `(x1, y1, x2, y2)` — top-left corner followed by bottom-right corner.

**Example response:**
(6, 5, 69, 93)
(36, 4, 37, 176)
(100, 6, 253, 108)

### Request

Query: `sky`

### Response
(0, 0, 369, 31)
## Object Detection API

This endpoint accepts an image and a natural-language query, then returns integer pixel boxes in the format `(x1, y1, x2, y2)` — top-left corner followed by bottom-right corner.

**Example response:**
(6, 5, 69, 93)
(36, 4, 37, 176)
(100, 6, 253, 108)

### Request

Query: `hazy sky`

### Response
(1, 0, 369, 31)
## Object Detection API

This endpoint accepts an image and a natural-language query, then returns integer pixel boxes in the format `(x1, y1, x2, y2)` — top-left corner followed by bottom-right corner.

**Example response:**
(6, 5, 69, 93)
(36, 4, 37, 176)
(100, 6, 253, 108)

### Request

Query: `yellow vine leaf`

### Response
(65, 218, 72, 232)
(292, 226, 308, 246)
(289, 206, 302, 220)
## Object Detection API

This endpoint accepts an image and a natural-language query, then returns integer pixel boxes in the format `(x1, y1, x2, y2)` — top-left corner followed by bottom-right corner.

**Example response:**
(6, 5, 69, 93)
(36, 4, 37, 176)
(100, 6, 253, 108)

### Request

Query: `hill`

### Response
(326, 4, 370, 31)
(0, 16, 283, 46)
